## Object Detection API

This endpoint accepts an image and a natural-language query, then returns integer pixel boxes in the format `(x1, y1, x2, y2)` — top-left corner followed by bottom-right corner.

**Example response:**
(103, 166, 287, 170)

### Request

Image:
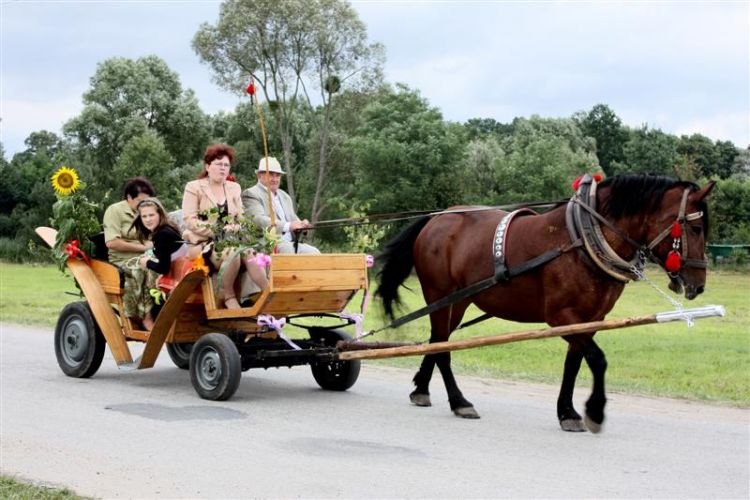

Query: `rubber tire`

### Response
(54, 301, 106, 378)
(166, 342, 193, 370)
(189, 334, 241, 401)
(310, 328, 361, 391)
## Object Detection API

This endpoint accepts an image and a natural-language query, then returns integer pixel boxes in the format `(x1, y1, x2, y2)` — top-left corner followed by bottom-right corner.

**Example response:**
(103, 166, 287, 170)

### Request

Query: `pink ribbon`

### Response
(339, 312, 364, 338)
(254, 252, 271, 267)
(339, 290, 371, 339)
(258, 314, 300, 350)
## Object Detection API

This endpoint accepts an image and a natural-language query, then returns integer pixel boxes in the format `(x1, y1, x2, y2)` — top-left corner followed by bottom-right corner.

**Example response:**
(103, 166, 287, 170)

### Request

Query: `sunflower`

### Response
(51, 166, 80, 196)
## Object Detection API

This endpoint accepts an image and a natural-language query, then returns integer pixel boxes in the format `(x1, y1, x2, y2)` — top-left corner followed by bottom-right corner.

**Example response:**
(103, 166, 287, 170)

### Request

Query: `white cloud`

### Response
(676, 113, 750, 147)
(0, 94, 84, 155)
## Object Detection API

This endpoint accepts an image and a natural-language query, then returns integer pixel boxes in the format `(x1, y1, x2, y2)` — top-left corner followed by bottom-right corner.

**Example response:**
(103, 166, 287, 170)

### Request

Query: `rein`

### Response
(304, 201, 566, 231)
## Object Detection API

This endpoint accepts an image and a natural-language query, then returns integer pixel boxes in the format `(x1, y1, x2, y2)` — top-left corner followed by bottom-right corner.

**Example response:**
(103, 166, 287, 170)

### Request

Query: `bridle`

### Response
(566, 174, 707, 284)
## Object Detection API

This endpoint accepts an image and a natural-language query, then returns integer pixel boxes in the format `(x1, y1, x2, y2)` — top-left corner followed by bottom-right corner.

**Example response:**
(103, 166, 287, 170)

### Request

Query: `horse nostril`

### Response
(696, 285, 705, 295)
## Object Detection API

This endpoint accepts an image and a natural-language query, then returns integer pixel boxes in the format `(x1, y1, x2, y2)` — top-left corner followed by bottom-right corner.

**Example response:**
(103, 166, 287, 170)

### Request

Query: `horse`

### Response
(375, 173, 714, 432)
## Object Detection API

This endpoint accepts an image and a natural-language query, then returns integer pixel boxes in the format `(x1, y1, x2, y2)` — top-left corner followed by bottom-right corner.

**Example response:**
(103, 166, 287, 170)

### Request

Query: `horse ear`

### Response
(693, 181, 716, 201)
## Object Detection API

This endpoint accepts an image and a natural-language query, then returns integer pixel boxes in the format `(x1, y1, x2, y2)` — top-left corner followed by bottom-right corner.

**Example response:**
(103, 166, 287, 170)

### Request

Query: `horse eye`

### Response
(690, 225, 702, 235)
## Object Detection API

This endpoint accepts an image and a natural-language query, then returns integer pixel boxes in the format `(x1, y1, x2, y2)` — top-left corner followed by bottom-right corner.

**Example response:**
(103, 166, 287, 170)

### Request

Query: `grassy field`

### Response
(0, 475, 82, 499)
(1, 261, 748, 405)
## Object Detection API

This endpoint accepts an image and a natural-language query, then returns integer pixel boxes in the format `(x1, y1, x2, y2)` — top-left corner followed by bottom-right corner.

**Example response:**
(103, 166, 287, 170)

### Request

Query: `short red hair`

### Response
(199, 144, 235, 178)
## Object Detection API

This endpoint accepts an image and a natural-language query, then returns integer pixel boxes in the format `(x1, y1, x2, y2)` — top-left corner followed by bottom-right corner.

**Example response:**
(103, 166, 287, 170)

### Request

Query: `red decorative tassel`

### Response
(665, 251, 681, 273)
(572, 173, 604, 191)
(226, 174, 236, 182)
(670, 221, 682, 239)
(246, 82, 255, 95)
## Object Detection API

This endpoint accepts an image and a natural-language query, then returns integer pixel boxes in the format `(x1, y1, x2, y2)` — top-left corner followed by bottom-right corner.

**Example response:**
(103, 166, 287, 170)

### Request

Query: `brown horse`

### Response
(376, 174, 714, 432)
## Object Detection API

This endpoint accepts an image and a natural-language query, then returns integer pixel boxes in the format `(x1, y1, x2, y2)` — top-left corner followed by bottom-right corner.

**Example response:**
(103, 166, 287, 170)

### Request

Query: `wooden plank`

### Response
(260, 290, 355, 315)
(138, 270, 205, 369)
(67, 259, 133, 364)
(271, 269, 366, 291)
(270, 254, 366, 271)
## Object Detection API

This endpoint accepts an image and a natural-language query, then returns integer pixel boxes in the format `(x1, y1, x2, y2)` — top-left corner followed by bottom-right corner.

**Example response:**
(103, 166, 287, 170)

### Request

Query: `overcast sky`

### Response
(1, 0, 748, 159)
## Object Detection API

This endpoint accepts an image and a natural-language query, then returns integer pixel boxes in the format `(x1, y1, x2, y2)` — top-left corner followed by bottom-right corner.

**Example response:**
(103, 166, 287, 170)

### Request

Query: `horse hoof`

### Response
(453, 406, 480, 419)
(410, 392, 432, 407)
(560, 418, 586, 432)
(584, 414, 604, 434)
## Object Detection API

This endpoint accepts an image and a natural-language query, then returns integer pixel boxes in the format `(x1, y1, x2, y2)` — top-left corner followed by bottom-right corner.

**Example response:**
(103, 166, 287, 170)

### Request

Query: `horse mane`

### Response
(599, 174, 706, 229)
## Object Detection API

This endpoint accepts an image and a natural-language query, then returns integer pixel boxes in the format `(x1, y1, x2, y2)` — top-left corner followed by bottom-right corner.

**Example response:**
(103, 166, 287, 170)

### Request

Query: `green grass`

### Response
(1, 261, 748, 405)
(0, 475, 83, 499)
(0, 262, 79, 326)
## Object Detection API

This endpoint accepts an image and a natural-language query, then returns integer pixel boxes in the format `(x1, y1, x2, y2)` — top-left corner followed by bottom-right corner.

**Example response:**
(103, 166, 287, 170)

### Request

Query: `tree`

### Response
(192, 0, 384, 219)
(63, 56, 210, 192)
(573, 104, 628, 176)
(343, 84, 467, 217)
(488, 116, 598, 203)
(612, 126, 679, 175)
(464, 118, 514, 142)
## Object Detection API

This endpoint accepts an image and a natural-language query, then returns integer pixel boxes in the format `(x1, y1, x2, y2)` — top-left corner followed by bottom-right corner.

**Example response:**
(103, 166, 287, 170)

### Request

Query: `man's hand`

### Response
(289, 219, 311, 232)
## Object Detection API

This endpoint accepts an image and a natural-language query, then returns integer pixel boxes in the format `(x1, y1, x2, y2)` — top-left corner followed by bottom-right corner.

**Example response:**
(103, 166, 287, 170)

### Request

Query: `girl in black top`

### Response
(124, 198, 186, 330)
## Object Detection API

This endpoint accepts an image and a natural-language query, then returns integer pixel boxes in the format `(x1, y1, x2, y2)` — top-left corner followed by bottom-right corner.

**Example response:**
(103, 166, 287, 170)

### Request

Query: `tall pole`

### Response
(248, 76, 276, 231)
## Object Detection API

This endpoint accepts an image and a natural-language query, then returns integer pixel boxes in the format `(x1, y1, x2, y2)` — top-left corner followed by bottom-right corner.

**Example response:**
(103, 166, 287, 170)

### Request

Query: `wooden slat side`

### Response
(270, 254, 366, 271)
(259, 290, 355, 315)
(67, 259, 132, 364)
(272, 269, 366, 291)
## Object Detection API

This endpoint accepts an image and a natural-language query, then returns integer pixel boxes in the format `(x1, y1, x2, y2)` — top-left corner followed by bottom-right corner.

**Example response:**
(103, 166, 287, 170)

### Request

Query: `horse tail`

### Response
(376, 216, 431, 319)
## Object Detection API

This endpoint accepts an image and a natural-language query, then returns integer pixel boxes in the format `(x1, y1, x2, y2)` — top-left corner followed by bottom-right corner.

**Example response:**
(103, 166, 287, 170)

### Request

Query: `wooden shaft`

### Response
(251, 75, 276, 229)
(336, 314, 658, 361)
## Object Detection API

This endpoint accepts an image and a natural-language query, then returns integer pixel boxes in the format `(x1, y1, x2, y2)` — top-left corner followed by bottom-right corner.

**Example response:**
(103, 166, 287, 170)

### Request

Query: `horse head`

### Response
(647, 180, 715, 300)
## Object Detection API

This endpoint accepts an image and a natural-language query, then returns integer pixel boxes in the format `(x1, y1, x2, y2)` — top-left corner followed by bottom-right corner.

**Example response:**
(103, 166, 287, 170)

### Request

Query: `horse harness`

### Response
(376, 174, 706, 333)
(566, 174, 707, 282)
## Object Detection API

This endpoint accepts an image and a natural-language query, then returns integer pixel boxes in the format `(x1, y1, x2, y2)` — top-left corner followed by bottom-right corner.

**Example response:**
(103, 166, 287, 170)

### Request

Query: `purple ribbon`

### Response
(258, 314, 300, 350)
(339, 312, 364, 338)
(338, 290, 371, 339)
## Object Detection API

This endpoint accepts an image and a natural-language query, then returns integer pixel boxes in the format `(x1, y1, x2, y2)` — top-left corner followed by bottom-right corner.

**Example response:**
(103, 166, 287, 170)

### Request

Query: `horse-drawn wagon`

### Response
(36, 226, 369, 401)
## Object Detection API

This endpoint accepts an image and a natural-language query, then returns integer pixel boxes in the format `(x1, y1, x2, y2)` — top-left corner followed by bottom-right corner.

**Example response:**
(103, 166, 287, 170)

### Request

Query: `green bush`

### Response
(0, 237, 53, 264)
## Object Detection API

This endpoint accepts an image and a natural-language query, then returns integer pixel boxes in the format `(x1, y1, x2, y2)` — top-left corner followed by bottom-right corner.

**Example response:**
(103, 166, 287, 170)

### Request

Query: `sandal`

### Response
(224, 296, 241, 309)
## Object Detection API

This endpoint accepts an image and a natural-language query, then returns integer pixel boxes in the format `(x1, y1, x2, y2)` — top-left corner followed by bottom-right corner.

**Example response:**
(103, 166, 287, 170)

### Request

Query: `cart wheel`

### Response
(54, 301, 106, 378)
(310, 328, 360, 391)
(166, 342, 193, 370)
(189, 334, 241, 401)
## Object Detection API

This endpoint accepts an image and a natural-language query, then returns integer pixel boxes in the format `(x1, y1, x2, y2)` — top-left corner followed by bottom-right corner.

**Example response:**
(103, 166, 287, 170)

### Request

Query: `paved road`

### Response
(1, 323, 748, 498)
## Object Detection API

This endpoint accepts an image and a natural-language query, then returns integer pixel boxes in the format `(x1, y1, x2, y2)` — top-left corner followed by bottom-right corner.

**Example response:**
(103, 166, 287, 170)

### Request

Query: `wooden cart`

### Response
(36, 227, 368, 401)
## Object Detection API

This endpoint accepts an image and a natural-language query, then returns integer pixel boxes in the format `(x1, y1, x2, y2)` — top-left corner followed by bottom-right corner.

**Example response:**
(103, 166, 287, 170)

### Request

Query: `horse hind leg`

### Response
(435, 350, 479, 419)
(410, 354, 436, 407)
(429, 302, 478, 419)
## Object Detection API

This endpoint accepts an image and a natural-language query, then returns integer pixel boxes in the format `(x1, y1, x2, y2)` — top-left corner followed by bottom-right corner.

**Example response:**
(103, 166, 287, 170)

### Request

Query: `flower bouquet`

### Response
(49, 166, 101, 273)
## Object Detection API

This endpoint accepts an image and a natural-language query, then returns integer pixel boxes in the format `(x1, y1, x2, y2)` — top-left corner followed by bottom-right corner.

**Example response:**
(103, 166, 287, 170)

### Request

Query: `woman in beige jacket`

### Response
(182, 144, 267, 309)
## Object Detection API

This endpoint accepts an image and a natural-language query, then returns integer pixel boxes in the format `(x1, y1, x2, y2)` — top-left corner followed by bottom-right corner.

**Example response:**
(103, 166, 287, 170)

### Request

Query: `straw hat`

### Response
(256, 156, 285, 174)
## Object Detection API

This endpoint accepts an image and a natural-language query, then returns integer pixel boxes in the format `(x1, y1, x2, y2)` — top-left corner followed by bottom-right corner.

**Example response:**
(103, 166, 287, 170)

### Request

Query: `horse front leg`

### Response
(582, 337, 608, 433)
(410, 354, 436, 407)
(558, 339, 586, 432)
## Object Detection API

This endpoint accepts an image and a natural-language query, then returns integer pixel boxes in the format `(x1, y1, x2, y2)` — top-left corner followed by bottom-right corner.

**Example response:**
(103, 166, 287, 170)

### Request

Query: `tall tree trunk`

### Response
(311, 106, 331, 223)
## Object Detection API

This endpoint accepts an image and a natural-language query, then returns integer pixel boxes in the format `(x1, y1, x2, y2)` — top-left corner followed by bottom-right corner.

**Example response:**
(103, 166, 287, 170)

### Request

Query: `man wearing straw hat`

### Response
(242, 156, 320, 254)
